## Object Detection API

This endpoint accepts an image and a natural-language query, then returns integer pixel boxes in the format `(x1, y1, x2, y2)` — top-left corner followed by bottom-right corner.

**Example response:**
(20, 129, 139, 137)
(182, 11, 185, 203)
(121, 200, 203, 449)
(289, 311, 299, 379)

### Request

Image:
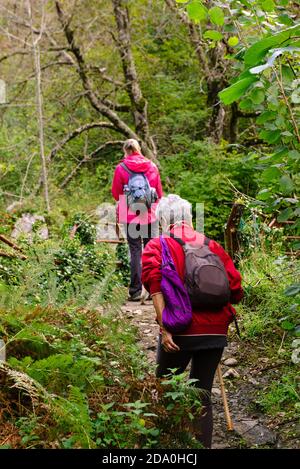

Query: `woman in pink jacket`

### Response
(112, 139, 163, 301)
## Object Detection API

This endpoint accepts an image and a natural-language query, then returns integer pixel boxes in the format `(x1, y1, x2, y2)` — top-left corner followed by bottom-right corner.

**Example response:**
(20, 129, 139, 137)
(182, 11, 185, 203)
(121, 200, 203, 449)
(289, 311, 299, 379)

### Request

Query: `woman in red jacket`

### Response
(142, 194, 243, 448)
(112, 139, 163, 301)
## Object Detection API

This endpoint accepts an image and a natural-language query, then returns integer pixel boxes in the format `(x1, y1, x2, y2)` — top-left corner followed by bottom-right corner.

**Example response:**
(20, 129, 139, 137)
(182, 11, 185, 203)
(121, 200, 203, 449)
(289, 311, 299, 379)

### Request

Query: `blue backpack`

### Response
(121, 162, 158, 210)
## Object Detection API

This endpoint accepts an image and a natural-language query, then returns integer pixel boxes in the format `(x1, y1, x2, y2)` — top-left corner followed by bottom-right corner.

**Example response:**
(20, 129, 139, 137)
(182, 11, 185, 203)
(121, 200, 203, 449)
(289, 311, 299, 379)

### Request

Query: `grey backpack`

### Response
(121, 162, 157, 210)
(171, 234, 230, 310)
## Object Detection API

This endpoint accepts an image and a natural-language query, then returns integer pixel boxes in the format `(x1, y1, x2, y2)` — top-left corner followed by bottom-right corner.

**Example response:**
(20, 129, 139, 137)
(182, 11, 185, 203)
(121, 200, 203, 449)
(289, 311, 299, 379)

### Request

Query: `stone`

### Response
(223, 357, 238, 367)
(11, 213, 48, 241)
(143, 329, 152, 334)
(223, 368, 240, 379)
(258, 357, 269, 363)
(234, 419, 276, 446)
(248, 377, 260, 386)
(0, 339, 6, 362)
(212, 387, 221, 397)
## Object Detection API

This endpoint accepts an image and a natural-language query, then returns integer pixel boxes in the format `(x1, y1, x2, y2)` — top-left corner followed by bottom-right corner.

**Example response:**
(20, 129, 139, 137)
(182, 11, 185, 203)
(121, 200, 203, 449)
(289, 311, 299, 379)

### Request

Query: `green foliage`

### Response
(0, 303, 204, 449)
(161, 141, 258, 240)
(218, 21, 300, 229)
(257, 374, 300, 416)
(66, 213, 97, 246)
(238, 249, 299, 339)
(116, 243, 130, 286)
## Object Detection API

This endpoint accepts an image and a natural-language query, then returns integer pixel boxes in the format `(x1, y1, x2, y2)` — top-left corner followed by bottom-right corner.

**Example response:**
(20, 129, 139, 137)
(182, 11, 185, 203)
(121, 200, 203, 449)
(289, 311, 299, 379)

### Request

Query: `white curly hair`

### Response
(156, 194, 192, 231)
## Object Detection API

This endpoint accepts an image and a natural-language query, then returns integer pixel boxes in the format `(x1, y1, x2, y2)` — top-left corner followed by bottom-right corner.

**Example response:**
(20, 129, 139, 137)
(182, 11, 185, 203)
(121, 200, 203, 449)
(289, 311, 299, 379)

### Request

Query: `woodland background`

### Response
(0, 0, 299, 449)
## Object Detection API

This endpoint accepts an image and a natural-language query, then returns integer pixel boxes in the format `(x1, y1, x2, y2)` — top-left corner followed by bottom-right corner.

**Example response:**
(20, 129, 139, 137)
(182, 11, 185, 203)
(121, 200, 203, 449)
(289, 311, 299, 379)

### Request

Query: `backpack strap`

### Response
(204, 237, 210, 246)
(169, 232, 209, 247)
(168, 232, 185, 246)
(120, 162, 135, 175)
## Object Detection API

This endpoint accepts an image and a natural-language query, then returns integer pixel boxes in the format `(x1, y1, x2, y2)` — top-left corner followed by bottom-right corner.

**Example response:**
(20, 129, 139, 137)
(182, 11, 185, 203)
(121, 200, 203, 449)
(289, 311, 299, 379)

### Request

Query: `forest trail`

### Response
(121, 301, 284, 449)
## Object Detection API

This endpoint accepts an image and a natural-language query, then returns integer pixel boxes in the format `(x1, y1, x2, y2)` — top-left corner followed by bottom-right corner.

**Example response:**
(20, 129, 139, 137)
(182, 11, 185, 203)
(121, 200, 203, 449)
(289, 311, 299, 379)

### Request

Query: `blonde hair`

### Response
(123, 138, 141, 155)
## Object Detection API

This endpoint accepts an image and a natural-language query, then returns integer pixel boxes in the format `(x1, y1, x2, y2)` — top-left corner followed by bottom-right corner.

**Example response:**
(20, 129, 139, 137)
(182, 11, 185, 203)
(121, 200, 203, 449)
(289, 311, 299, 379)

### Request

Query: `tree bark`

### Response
(165, 0, 230, 143)
(27, 0, 50, 212)
(55, 1, 156, 161)
(112, 0, 156, 158)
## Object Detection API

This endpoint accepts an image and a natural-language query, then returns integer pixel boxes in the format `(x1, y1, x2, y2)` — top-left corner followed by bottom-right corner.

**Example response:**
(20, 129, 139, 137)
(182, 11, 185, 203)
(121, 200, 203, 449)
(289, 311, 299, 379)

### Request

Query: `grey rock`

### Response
(234, 419, 276, 446)
(224, 357, 238, 367)
(212, 387, 221, 397)
(223, 368, 240, 379)
(134, 309, 143, 315)
(248, 377, 260, 386)
(11, 213, 48, 241)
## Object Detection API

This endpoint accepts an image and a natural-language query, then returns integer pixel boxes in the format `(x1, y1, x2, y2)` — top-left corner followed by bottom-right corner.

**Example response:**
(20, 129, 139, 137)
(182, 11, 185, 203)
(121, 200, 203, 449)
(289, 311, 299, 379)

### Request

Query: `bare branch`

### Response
(164, 0, 210, 78)
(55, 1, 140, 141)
(48, 121, 117, 162)
(59, 140, 123, 188)
(112, 0, 156, 158)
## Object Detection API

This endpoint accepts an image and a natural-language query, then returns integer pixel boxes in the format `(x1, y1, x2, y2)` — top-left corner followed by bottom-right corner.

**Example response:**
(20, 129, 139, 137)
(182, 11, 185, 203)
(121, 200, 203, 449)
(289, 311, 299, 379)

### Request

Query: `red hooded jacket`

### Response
(111, 152, 163, 225)
(142, 223, 243, 336)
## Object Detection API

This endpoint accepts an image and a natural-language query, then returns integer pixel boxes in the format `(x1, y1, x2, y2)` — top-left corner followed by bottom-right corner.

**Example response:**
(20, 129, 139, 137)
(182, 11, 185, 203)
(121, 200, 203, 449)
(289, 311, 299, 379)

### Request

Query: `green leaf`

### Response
(284, 284, 300, 297)
(291, 90, 300, 104)
(288, 150, 300, 160)
(250, 47, 300, 74)
(228, 36, 239, 47)
(261, 0, 275, 12)
(278, 14, 294, 26)
(257, 188, 272, 200)
(281, 64, 295, 83)
(219, 76, 257, 105)
(208, 6, 224, 26)
(279, 175, 294, 194)
(259, 129, 281, 144)
(281, 320, 295, 331)
(187, 1, 208, 22)
(257, 110, 276, 124)
(277, 207, 293, 222)
(244, 25, 300, 66)
(175, 0, 188, 3)
(239, 98, 254, 110)
(250, 88, 265, 104)
(261, 166, 281, 182)
(203, 30, 223, 41)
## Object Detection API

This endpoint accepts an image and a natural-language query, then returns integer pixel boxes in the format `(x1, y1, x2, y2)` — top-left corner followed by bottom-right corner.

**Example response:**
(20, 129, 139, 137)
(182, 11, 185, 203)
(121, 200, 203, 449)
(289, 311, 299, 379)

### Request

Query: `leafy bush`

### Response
(238, 250, 299, 339)
(161, 141, 258, 240)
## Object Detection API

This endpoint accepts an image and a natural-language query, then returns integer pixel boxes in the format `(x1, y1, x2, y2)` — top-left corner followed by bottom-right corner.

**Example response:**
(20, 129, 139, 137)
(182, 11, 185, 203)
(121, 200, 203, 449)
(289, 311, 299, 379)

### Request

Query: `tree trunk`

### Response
(112, 0, 156, 159)
(27, 0, 50, 212)
(55, 1, 157, 161)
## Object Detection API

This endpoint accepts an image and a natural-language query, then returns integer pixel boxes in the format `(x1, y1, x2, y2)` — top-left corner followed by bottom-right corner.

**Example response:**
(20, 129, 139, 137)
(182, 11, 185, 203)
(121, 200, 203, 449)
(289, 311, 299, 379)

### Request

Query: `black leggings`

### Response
(156, 338, 224, 448)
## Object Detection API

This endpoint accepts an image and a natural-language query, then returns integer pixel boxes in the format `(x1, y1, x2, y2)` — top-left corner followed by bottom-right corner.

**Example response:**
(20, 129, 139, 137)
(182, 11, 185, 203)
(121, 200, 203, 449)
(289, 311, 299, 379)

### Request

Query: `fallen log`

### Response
(0, 250, 27, 260)
(0, 234, 24, 253)
(96, 239, 126, 244)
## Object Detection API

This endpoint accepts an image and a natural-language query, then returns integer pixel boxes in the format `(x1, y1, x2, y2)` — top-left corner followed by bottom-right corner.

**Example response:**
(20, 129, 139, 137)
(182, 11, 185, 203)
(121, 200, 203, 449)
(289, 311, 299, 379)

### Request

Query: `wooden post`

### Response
(224, 203, 244, 260)
(217, 364, 234, 431)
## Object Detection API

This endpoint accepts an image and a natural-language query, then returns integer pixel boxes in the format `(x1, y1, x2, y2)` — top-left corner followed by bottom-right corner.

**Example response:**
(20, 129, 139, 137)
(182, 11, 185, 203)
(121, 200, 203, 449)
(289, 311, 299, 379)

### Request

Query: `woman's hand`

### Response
(152, 293, 180, 353)
(161, 330, 180, 353)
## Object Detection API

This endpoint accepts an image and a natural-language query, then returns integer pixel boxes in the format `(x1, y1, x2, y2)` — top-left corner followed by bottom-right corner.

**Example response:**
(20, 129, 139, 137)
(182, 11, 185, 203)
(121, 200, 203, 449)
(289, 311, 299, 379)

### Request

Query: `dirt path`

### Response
(120, 301, 297, 449)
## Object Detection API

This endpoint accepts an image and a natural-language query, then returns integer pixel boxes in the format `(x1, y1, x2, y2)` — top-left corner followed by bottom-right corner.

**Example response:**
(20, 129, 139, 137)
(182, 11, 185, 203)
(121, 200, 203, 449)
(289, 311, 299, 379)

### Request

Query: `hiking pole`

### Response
(217, 364, 234, 431)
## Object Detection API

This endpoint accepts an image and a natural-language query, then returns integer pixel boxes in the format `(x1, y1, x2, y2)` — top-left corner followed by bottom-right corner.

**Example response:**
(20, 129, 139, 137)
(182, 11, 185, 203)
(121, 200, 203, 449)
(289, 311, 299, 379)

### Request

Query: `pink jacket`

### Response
(111, 152, 163, 225)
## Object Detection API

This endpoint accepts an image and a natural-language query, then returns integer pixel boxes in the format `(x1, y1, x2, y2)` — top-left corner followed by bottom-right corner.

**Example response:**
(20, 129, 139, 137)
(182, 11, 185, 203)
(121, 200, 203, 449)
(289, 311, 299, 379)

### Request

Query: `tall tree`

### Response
(27, 0, 50, 212)
(55, 0, 156, 160)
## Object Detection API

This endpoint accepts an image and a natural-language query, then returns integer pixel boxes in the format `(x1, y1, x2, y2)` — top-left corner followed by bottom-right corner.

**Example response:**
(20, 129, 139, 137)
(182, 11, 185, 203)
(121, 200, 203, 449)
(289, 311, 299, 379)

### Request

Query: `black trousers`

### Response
(156, 337, 224, 448)
(125, 222, 158, 296)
